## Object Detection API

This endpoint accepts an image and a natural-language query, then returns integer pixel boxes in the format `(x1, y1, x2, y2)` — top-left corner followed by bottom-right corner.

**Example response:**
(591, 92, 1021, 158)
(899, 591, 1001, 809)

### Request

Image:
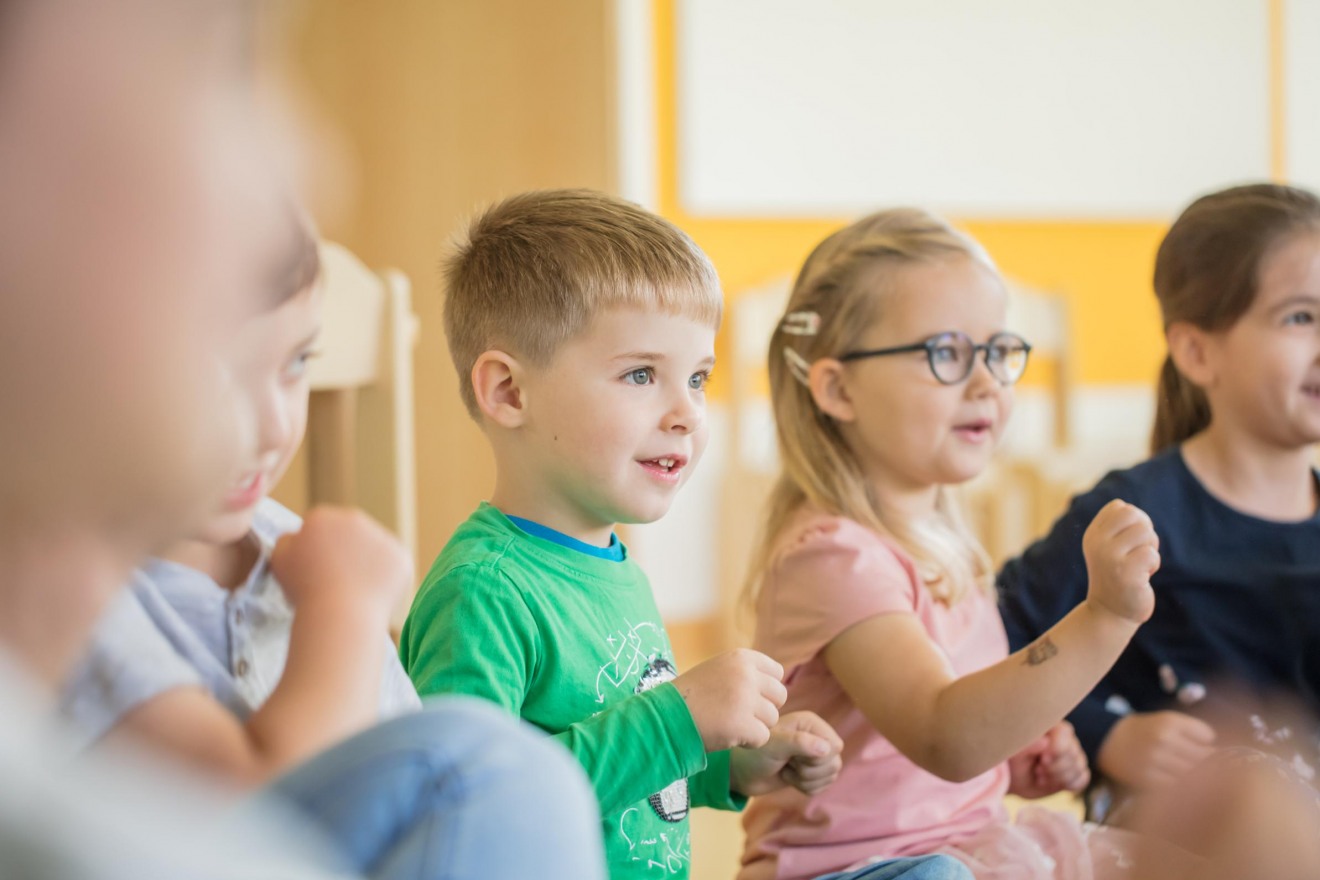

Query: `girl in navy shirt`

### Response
(999, 183, 1320, 810)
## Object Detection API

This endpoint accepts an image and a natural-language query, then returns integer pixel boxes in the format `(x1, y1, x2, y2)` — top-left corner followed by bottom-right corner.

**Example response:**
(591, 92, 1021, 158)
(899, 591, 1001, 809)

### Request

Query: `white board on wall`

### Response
(1287, 0, 1320, 193)
(677, 0, 1271, 218)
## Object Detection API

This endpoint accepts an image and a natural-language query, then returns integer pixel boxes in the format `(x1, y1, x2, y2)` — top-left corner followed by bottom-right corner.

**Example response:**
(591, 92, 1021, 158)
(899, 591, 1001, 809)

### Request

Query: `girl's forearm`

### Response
(921, 602, 1137, 781)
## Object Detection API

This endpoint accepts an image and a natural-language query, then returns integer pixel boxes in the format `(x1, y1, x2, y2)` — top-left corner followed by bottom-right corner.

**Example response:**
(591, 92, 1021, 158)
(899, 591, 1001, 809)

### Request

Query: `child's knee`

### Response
(409, 697, 584, 787)
(909, 855, 974, 880)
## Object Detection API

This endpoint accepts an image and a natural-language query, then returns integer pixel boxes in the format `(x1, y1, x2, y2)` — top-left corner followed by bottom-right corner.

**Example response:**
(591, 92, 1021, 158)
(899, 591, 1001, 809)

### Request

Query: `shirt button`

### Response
(236, 659, 250, 677)
(234, 608, 244, 625)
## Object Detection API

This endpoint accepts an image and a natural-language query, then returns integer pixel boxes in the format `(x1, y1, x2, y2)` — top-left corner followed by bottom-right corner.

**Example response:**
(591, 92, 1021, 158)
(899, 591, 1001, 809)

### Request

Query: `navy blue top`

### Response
(505, 514, 626, 562)
(997, 447, 1320, 763)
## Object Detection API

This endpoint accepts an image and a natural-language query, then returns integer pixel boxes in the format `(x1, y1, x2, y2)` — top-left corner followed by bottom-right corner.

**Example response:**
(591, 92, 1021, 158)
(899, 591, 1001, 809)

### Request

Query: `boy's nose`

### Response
(662, 391, 704, 434)
(257, 391, 294, 453)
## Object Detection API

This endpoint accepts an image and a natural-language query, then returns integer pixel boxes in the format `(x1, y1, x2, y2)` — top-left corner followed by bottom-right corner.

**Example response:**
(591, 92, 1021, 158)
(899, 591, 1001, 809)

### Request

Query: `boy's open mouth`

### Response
(223, 470, 266, 509)
(638, 456, 687, 479)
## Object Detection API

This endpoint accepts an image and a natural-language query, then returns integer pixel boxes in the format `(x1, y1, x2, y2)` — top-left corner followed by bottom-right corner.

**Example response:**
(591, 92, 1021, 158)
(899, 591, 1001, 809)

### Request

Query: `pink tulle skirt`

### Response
(936, 807, 1138, 880)
(844, 807, 1145, 880)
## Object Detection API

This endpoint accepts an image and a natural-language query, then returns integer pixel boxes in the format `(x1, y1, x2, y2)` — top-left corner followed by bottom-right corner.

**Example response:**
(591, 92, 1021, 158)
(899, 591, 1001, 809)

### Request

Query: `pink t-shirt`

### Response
(739, 508, 1012, 880)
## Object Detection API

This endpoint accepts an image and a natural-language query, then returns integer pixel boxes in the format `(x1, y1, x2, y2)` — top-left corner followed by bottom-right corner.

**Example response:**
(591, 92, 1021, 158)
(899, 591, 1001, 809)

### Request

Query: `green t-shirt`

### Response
(400, 503, 741, 880)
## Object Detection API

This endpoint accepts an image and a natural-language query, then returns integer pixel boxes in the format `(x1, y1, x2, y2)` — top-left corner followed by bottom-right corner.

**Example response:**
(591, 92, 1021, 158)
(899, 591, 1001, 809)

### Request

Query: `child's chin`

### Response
(939, 462, 987, 486)
(196, 509, 258, 546)
(616, 504, 673, 527)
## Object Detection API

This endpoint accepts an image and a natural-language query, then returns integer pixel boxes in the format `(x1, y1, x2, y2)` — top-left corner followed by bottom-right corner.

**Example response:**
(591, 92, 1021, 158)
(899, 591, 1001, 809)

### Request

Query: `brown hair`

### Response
(442, 188, 722, 418)
(744, 208, 999, 610)
(268, 207, 320, 308)
(1151, 183, 1320, 453)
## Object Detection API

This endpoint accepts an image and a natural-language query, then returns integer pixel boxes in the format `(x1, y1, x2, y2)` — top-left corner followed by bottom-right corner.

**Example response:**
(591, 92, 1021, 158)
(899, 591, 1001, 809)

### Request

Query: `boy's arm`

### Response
(99, 508, 408, 786)
(95, 594, 391, 786)
(98, 685, 323, 786)
(556, 682, 709, 815)
(402, 566, 708, 816)
(689, 750, 744, 811)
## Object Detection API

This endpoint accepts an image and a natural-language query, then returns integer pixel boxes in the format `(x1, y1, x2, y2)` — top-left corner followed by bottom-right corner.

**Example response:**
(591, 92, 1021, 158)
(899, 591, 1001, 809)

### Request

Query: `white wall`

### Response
(677, 0, 1271, 218)
(628, 407, 729, 620)
(1287, 0, 1320, 192)
(616, 0, 659, 209)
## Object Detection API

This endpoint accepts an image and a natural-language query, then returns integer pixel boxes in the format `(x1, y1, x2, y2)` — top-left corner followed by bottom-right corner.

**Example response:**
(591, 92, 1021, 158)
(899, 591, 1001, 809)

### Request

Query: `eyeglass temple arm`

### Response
(837, 341, 932, 362)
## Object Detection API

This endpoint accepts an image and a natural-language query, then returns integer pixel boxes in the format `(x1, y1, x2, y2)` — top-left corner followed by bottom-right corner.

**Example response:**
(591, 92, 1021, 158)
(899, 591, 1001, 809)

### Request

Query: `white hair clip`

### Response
(782, 347, 812, 387)
(780, 310, 821, 336)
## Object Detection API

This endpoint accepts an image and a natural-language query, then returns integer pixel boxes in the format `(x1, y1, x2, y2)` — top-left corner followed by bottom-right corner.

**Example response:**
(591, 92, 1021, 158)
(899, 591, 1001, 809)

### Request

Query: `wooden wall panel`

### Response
(273, 0, 617, 570)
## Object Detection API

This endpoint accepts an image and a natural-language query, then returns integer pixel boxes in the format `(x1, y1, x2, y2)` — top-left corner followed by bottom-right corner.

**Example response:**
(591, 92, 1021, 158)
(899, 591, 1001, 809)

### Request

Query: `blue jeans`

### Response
(814, 854, 973, 880)
(264, 697, 606, 880)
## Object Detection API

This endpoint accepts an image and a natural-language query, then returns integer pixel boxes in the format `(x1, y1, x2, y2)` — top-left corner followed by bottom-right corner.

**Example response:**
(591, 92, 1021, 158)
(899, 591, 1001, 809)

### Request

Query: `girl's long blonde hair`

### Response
(743, 208, 997, 611)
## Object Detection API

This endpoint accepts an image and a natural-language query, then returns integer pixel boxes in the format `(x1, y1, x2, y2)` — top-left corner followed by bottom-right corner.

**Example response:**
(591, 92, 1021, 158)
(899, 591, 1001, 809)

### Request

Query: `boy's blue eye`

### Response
(624, 367, 654, 386)
(688, 371, 708, 391)
(1284, 311, 1316, 327)
(285, 350, 316, 381)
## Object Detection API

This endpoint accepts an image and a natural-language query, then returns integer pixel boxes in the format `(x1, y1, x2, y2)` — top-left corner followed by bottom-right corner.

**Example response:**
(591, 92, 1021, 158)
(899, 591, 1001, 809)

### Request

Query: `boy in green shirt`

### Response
(401, 190, 843, 878)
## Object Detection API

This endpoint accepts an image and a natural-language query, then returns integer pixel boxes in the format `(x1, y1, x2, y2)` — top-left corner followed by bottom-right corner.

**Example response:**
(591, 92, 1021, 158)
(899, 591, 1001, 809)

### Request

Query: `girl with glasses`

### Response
(737, 208, 1160, 880)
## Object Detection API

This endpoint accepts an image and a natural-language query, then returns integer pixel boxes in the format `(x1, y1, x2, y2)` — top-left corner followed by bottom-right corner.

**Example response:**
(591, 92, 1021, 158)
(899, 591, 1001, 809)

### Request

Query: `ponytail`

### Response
(1150, 354, 1211, 454)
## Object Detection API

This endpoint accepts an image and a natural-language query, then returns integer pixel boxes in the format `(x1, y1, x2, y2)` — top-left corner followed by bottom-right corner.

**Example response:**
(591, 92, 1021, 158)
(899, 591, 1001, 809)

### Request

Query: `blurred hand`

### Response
(1008, 721, 1090, 798)
(1097, 710, 1216, 791)
(1083, 499, 1159, 625)
(270, 506, 412, 615)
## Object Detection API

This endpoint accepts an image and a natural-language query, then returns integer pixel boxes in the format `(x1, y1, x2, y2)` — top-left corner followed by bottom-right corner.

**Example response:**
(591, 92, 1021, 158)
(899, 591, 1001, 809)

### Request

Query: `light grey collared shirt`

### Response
(60, 499, 420, 748)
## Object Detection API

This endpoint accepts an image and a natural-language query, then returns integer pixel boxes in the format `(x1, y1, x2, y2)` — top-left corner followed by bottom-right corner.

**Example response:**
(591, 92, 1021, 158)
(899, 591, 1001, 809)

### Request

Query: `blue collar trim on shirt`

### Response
(505, 514, 625, 562)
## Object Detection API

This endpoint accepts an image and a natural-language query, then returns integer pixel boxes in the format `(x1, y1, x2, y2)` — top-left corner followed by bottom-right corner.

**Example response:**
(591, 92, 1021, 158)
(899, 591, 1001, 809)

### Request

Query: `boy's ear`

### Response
(1166, 322, 1216, 390)
(471, 350, 528, 428)
(808, 358, 855, 422)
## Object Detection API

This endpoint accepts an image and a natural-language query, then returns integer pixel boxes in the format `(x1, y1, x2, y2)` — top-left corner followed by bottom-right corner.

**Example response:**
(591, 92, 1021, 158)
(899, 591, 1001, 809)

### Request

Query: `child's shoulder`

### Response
(1070, 447, 1191, 520)
(1095, 447, 1185, 496)
(756, 507, 926, 654)
(422, 503, 580, 594)
(428, 507, 524, 579)
(772, 506, 915, 576)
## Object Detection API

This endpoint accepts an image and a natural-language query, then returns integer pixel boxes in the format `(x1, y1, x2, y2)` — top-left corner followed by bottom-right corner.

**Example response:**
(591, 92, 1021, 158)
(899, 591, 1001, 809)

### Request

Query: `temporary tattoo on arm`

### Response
(1023, 636, 1059, 666)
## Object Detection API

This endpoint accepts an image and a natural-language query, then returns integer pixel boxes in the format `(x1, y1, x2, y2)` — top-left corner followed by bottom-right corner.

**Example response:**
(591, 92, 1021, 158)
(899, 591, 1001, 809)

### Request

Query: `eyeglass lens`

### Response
(928, 333, 1029, 385)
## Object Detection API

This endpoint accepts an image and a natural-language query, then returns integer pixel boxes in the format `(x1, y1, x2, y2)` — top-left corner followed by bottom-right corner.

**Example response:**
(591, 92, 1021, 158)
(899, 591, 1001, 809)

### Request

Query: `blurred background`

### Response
(262, 2, 1317, 873)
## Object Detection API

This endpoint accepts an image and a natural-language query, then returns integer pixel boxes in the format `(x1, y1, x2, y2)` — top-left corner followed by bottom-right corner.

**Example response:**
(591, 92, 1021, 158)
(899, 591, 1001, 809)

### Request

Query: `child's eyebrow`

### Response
(612, 351, 666, 362)
(294, 326, 323, 350)
(1270, 294, 1320, 314)
(612, 352, 717, 369)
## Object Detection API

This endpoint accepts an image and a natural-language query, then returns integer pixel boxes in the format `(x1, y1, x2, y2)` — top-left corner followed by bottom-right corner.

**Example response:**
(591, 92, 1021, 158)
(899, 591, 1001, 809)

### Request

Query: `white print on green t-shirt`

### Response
(620, 806, 691, 876)
(595, 619, 671, 702)
(596, 620, 693, 874)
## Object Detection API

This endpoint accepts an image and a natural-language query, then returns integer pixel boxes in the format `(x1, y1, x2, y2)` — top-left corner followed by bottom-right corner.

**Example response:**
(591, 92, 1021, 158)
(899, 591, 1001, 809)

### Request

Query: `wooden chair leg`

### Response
(307, 389, 359, 507)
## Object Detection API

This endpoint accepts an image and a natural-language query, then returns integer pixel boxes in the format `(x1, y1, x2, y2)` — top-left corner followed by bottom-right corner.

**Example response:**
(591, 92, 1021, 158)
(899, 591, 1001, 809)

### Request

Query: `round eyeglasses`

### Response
(838, 331, 1032, 386)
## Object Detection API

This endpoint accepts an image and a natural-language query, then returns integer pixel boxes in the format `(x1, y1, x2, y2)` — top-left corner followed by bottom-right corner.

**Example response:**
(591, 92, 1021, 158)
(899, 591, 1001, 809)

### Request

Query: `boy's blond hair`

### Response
(443, 189, 722, 418)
